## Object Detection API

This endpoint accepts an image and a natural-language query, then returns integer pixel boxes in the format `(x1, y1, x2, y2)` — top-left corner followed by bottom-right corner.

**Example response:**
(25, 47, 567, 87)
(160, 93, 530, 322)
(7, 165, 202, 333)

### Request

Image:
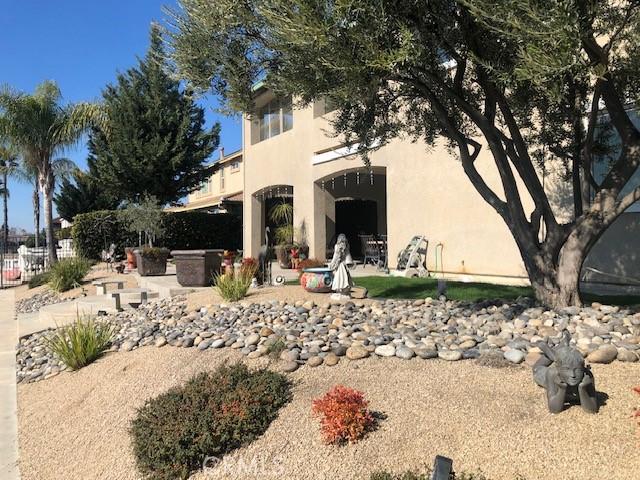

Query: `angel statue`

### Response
(328, 233, 354, 300)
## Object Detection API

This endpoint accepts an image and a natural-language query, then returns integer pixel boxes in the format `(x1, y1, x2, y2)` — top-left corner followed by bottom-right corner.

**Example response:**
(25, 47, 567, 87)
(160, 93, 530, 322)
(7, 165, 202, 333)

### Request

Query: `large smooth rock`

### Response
(374, 344, 396, 357)
(324, 352, 339, 366)
(395, 345, 415, 360)
(587, 344, 618, 364)
(308, 356, 324, 367)
(617, 348, 638, 362)
(504, 349, 525, 364)
(346, 345, 370, 360)
(438, 350, 462, 361)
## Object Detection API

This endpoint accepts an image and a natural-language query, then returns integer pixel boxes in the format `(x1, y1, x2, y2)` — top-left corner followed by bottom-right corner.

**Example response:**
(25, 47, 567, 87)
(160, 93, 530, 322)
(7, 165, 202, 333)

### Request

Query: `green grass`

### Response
(290, 275, 640, 305)
(352, 276, 532, 302)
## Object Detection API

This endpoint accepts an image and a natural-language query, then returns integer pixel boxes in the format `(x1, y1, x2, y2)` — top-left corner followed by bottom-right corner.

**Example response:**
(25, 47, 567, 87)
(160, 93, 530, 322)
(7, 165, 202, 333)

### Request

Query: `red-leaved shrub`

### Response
(311, 385, 375, 444)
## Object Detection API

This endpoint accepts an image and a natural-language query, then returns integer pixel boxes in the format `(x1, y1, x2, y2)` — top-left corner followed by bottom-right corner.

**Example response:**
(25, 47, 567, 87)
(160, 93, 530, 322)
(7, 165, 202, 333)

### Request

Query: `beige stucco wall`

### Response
(242, 92, 640, 285)
(186, 152, 244, 206)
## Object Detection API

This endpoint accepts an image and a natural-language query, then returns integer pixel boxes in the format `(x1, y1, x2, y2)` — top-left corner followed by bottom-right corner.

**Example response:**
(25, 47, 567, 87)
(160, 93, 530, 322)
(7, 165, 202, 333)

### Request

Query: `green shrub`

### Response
(214, 271, 252, 302)
(28, 271, 51, 289)
(55, 227, 73, 240)
(130, 363, 291, 480)
(138, 247, 170, 259)
(48, 257, 92, 292)
(44, 315, 115, 370)
(72, 210, 137, 260)
(72, 210, 241, 260)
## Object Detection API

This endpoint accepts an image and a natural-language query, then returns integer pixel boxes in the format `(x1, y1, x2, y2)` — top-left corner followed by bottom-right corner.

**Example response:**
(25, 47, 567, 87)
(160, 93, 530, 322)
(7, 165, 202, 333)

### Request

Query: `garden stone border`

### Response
(16, 295, 640, 383)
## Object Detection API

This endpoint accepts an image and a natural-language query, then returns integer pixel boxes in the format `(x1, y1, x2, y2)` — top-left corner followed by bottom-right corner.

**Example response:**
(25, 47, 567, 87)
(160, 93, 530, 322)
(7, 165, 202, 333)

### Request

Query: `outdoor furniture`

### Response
(171, 249, 223, 287)
(109, 288, 149, 310)
(92, 279, 125, 295)
(358, 234, 388, 270)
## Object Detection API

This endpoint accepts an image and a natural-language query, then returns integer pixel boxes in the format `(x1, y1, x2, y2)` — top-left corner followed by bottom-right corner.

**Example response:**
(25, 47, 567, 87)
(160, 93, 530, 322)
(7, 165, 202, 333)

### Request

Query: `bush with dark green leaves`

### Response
(72, 210, 241, 260)
(130, 363, 292, 480)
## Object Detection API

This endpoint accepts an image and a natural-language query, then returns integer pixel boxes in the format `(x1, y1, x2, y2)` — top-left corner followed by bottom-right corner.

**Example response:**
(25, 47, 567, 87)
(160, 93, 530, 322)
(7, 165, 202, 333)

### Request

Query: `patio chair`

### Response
(358, 234, 380, 267)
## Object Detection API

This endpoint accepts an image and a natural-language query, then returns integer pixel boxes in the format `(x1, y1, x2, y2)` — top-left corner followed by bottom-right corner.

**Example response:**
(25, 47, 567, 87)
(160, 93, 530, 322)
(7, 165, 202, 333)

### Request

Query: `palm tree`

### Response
(0, 81, 104, 263)
(0, 141, 18, 253)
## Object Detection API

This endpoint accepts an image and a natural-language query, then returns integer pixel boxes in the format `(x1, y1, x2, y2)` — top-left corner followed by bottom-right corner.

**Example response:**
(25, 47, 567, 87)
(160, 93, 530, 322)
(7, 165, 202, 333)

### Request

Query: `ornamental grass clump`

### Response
(44, 315, 115, 370)
(48, 256, 91, 292)
(130, 363, 292, 480)
(312, 384, 375, 444)
(214, 270, 253, 302)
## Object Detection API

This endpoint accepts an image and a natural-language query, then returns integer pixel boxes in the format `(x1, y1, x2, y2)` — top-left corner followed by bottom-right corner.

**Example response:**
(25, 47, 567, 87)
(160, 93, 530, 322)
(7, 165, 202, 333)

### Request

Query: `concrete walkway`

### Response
(0, 290, 19, 479)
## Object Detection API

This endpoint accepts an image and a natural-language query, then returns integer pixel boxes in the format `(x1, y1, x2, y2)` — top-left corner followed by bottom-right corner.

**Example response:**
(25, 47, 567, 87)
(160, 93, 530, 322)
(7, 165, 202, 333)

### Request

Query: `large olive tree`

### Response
(167, 0, 640, 307)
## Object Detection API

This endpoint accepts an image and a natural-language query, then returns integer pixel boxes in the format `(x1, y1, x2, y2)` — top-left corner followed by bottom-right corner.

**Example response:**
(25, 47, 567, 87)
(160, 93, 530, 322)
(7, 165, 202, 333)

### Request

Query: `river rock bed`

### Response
(15, 290, 75, 314)
(16, 295, 640, 383)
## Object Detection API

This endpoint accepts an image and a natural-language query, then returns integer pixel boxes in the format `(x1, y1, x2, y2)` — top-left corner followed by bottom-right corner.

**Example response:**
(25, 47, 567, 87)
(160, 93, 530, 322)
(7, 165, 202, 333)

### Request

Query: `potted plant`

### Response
(135, 247, 170, 276)
(269, 200, 295, 268)
(171, 249, 223, 286)
(124, 247, 137, 269)
(120, 196, 167, 276)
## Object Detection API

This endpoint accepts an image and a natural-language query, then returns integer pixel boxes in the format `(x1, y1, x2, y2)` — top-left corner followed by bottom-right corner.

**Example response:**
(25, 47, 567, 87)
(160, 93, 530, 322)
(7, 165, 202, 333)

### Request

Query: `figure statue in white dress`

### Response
(328, 234, 354, 300)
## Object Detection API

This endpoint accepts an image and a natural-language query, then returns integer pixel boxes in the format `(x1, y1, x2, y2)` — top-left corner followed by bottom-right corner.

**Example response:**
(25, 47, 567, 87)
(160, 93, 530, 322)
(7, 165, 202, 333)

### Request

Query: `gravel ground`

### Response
(18, 347, 639, 480)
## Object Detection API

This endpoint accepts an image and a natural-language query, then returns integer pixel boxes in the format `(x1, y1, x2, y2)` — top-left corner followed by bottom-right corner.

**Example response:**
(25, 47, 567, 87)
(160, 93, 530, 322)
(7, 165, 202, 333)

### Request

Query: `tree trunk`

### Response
(33, 181, 40, 249)
(2, 170, 8, 254)
(41, 177, 58, 264)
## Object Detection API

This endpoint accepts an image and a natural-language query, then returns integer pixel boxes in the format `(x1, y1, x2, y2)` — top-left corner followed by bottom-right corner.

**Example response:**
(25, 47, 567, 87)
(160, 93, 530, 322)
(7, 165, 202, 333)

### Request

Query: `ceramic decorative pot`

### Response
(125, 247, 137, 269)
(300, 267, 333, 293)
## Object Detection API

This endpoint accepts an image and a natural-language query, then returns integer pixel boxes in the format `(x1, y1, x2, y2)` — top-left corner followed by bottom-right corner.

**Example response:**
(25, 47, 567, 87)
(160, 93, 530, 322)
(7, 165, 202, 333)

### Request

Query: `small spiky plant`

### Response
(44, 315, 115, 370)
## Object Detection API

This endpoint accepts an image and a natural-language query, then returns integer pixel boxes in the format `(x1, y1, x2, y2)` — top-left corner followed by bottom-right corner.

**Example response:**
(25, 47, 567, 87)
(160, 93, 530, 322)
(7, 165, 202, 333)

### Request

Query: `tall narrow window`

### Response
(220, 166, 225, 191)
(255, 96, 293, 142)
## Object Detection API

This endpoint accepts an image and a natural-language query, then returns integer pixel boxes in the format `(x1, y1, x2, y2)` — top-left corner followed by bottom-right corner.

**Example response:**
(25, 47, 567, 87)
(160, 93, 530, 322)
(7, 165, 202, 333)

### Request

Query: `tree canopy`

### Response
(168, 0, 640, 306)
(0, 80, 103, 261)
(90, 24, 220, 205)
(54, 167, 118, 221)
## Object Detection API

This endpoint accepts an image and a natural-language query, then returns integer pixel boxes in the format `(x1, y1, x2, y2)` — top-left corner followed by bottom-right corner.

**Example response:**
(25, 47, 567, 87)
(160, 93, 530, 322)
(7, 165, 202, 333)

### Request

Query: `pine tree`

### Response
(91, 24, 219, 204)
(54, 168, 118, 221)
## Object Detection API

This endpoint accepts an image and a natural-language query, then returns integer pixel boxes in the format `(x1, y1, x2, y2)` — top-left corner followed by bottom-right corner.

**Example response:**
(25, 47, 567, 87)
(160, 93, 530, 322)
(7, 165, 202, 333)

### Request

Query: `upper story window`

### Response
(220, 165, 225, 191)
(230, 161, 240, 172)
(198, 178, 210, 196)
(255, 97, 293, 143)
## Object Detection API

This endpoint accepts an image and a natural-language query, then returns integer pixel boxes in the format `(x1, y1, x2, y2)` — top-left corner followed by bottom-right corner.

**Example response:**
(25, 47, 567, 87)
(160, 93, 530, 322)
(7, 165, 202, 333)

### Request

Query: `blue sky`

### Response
(0, 0, 242, 231)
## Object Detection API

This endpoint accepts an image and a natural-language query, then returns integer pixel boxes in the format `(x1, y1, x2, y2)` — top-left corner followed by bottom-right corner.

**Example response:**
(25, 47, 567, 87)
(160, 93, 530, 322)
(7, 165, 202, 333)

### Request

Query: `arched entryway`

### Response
(252, 185, 294, 247)
(315, 167, 387, 263)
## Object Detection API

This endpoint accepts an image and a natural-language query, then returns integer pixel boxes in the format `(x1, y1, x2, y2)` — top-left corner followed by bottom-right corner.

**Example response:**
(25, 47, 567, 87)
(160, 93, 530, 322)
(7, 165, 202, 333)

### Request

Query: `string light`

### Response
(370, 171, 374, 185)
(321, 180, 325, 191)
(357, 172, 360, 185)
(344, 173, 347, 187)
(331, 177, 335, 189)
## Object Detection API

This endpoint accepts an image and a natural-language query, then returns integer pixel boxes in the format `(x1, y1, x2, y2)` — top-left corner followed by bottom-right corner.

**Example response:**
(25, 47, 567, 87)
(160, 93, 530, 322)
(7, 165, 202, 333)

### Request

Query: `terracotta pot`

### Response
(300, 267, 333, 293)
(125, 247, 137, 269)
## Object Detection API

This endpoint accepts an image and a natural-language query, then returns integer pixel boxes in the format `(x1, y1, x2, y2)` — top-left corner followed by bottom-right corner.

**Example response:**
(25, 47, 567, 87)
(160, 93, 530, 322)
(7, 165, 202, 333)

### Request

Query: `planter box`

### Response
(135, 250, 169, 276)
(171, 249, 223, 287)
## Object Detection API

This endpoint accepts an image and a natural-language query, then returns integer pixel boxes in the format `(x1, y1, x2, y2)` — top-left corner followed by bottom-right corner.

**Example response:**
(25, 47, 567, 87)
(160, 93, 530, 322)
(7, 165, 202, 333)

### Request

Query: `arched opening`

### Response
(316, 167, 387, 264)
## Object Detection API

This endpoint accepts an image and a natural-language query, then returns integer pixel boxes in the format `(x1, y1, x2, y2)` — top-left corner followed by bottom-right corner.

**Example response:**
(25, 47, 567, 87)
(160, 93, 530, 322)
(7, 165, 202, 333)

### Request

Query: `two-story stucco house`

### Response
(240, 88, 640, 287)
(170, 148, 244, 216)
